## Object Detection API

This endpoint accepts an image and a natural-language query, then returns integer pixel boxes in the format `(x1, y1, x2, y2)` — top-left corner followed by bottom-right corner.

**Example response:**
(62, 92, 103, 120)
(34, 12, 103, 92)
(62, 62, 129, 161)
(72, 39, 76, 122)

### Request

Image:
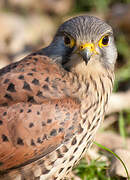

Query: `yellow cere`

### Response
(79, 43, 97, 54)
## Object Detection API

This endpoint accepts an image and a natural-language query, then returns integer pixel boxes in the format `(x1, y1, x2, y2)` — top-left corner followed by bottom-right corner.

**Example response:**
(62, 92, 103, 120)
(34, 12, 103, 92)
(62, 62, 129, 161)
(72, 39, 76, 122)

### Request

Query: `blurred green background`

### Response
(0, 0, 130, 179)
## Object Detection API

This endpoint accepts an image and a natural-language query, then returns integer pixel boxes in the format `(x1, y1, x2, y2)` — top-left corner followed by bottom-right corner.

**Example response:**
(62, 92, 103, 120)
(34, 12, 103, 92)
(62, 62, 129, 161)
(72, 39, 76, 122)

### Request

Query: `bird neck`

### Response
(66, 65, 114, 133)
(67, 61, 114, 112)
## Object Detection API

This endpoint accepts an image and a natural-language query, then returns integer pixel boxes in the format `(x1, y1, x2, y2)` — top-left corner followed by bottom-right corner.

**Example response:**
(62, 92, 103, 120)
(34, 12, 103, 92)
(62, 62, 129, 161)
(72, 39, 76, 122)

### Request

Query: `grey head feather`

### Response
(56, 15, 113, 43)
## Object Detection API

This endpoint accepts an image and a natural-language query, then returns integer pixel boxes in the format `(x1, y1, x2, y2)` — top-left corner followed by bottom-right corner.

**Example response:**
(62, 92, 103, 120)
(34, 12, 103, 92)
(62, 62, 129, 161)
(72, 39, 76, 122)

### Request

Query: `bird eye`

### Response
(102, 35, 109, 45)
(99, 35, 109, 48)
(64, 35, 75, 48)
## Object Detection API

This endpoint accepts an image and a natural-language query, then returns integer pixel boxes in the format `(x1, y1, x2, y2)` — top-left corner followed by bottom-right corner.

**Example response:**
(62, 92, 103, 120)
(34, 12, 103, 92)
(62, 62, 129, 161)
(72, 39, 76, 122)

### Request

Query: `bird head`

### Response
(43, 15, 117, 73)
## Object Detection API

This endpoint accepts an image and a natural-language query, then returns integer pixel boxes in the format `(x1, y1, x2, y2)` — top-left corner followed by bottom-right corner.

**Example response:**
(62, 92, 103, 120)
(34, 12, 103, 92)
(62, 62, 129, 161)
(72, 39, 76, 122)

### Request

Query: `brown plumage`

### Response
(0, 15, 117, 180)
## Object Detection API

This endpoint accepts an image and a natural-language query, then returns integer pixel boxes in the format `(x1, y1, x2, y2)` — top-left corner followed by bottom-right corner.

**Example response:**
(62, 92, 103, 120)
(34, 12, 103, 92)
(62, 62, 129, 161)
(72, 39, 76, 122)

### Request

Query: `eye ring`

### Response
(64, 35, 71, 45)
(63, 35, 75, 48)
(102, 35, 109, 45)
(99, 35, 109, 48)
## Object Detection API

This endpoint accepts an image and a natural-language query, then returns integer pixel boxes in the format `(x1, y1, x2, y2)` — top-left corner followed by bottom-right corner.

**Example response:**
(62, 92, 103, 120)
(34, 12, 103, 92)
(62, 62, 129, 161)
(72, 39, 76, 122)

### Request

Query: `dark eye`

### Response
(64, 35, 71, 45)
(102, 35, 109, 45)
(63, 35, 75, 48)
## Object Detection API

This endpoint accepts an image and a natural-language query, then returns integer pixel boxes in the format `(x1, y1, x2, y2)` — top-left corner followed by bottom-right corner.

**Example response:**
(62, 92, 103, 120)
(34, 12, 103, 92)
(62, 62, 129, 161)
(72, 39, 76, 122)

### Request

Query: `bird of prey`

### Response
(0, 15, 117, 180)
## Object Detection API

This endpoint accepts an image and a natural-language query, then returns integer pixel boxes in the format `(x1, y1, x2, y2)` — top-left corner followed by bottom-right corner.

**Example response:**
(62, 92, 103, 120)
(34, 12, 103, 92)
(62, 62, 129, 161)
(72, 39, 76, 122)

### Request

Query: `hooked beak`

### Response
(78, 43, 97, 63)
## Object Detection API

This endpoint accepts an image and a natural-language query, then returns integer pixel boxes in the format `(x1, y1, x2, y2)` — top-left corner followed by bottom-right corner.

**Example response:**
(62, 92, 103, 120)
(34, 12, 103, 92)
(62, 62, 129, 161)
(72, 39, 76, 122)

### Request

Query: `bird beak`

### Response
(78, 43, 96, 63)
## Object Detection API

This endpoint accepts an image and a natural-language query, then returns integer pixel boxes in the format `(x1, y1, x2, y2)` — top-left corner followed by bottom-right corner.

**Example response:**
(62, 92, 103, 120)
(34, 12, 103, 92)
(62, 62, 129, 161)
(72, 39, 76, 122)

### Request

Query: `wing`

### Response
(0, 98, 81, 172)
(0, 54, 81, 172)
(0, 54, 71, 106)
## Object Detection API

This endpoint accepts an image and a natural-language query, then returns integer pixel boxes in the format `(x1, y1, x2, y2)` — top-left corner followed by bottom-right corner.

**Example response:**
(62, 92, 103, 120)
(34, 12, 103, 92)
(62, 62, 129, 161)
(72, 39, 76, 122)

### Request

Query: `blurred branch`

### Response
(107, 91, 130, 114)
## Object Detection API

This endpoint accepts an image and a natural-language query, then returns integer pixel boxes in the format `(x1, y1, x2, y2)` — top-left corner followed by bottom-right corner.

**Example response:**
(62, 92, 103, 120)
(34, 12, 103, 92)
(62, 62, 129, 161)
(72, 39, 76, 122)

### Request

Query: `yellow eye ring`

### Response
(98, 35, 109, 48)
(64, 35, 75, 48)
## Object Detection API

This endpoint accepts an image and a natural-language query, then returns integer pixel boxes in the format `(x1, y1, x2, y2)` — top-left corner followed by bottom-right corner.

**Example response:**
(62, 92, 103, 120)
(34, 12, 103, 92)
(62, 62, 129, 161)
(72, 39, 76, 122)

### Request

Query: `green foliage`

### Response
(74, 158, 117, 180)
(74, 0, 110, 13)
(119, 112, 126, 146)
(117, 34, 130, 61)
(94, 142, 130, 180)
(74, 0, 130, 13)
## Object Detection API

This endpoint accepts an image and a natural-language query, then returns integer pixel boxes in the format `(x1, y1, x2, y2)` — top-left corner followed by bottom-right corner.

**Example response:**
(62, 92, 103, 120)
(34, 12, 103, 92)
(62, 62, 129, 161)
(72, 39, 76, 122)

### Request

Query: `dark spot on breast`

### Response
(80, 147, 86, 157)
(7, 83, 16, 92)
(27, 96, 36, 103)
(34, 58, 38, 62)
(44, 77, 49, 82)
(52, 84, 58, 90)
(31, 68, 36, 72)
(64, 112, 70, 121)
(3, 112, 7, 116)
(37, 111, 40, 115)
(58, 128, 64, 132)
(42, 134, 47, 140)
(55, 104, 58, 107)
(50, 129, 57, 136)
(100, 77, 105, 94)
(78, 124, 83, 133)
(37, 137, 43, 144)
(84, 103, 96, 114)
(56, 149, 63, 158)
(3, 78, 9, 84)
(0, 162, 3, 166)
(1, 103, 8, 106)
(42, 168, 50, 174)
(73, 112, 78, 121)
(29, 122, 34, 128)
(27, 73, 33, 76)
(42, 122, 46, 126)
(71, 137, 77, 145)
(83, 118, 86, 124)
(67, 166, 71, 171)
(31, 139, 36, 146)
(44, 67, 49, 73)
(60, 122, 64, 126)
(28, 56, 32, 59)
(27, 109, 32, 113)
(2, 134, 9, 142)
(32, 78, 39, 86)
(0, 120, 3, 125)
(20, 109, 24, 113)
(69, 156, 74, 161)
(69, 125, 74, 130)
(78, 137, 84, 146)
(42, 84, 49, 90)
(73, 147, 78, 153)
(36, 91, 45, 98)
(65, 132, 73, 142)
(62, 145, 68, 153)
(18, 75, 24, 80)
(4, 93, 13, 100)
(91, 123, 97, 131)
(23, 81, 32, 91)
(59, 168, 64, 174)
(85, 82, 89, 93)
(17, 137, 24, 145)
(38, 159, 45, 166)
(32, 52, 37, 56)
(47, 119, 52, 123)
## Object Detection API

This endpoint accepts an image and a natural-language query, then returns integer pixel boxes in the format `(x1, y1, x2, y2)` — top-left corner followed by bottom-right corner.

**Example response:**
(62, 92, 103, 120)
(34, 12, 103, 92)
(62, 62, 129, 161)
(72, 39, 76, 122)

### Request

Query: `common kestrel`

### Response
(0, 15, 117, 180)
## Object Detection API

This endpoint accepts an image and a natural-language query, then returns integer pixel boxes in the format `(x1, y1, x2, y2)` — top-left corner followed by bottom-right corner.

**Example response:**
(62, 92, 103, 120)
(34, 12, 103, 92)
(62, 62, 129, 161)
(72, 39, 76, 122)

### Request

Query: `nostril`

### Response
(80, 45, 84, 50)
